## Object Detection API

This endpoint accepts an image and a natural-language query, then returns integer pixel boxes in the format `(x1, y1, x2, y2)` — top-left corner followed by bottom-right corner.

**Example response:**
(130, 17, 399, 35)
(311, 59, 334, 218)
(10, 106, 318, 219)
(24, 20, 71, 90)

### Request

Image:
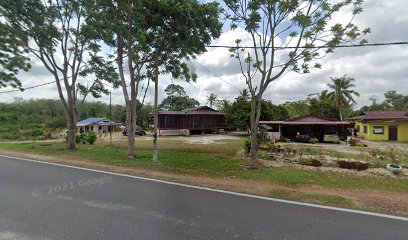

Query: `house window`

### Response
(356, 125, 360, 132)
(373, 126, 384, 134)
(164, 116, 178, 128)
(363, 125, 367, 133)
(192, 116, 200, 128)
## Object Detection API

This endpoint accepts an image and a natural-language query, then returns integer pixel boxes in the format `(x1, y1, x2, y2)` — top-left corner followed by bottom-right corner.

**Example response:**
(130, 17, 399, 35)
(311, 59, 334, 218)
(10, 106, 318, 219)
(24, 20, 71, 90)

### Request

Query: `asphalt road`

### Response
(0, 155, 407, 240)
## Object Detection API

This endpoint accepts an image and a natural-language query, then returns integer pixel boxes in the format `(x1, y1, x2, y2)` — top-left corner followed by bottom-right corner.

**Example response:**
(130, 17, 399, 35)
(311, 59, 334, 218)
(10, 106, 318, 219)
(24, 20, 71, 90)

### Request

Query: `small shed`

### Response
(77, 118, 122, 133)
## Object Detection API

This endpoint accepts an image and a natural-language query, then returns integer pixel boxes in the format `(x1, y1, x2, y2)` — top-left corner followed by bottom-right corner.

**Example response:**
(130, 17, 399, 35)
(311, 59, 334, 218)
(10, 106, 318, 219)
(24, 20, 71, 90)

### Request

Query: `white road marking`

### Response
(1, 154, 407, 222)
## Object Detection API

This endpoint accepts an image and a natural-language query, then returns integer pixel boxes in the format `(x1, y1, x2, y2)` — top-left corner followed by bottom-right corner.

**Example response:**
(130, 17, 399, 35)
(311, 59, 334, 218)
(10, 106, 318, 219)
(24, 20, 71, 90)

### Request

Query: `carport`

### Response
(260, 115, 352, 142)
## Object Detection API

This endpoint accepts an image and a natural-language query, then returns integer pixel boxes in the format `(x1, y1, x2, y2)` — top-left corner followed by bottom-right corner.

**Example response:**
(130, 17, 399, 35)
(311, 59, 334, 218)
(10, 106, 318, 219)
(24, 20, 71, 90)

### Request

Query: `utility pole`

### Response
(109, 90, 112, 145)
(153, 53, 159, 163)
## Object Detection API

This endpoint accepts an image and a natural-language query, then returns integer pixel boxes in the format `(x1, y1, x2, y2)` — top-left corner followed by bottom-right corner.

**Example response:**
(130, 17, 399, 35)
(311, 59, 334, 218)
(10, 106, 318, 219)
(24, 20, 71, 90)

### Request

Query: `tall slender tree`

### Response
(1, 0, 117, 150)
(326, 75, 360, 120)
(86, 0, 221, 160)
(224, 0, 370, 168)
(206, 93, 218, 108)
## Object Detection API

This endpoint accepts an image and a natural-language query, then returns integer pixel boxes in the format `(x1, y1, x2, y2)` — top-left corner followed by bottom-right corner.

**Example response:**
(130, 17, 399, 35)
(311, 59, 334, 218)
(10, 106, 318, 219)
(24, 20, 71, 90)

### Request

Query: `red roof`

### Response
(259, 115, 351, 125)
(159, 106, 225, 116)
(286, 115, 338, 122)
(351, 111, 408, 121)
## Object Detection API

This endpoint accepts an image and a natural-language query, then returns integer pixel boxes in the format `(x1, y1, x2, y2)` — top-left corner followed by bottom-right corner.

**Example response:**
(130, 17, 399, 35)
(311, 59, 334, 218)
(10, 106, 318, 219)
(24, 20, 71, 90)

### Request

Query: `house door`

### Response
(388, 126, 398, 141)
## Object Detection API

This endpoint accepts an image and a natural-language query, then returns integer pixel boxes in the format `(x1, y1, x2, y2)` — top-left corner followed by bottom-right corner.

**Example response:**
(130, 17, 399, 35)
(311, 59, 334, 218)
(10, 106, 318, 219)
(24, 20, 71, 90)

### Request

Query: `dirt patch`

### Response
(185, 135, 242, 144)
(1, 149, 408, 216)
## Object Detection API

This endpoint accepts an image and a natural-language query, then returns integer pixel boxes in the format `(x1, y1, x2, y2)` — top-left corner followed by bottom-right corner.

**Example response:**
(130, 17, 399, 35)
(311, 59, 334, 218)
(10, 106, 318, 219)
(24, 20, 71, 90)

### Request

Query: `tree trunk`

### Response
(126, 102, 136, 160)
(61, 79, 77, 150)
(66, 110, 76, 150)
(249, 95, 262, 169)
(152, 57, 159, 163)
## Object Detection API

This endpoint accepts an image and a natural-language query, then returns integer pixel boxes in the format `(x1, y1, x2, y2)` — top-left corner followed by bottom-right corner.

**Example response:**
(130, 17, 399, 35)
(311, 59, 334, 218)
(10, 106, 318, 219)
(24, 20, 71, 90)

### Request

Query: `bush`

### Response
(86, 131, 97, 145)
(268, 143, 286, 153)
(244, 138, 251, 153)
(337, 160, 369, 171)
(244, 135, 265, 153)
(75, 134, 82, 144)
(75, 132, 97, 145)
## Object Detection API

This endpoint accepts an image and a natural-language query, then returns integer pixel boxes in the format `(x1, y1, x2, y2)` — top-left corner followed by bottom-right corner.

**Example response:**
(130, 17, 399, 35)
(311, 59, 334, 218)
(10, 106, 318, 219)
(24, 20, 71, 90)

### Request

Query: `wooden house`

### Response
(158, 106, 225, 135)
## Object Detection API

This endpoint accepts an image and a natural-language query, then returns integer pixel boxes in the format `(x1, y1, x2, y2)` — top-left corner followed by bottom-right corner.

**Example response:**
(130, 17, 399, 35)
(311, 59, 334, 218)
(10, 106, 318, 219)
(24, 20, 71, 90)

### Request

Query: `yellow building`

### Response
(352, 111, 408, 142)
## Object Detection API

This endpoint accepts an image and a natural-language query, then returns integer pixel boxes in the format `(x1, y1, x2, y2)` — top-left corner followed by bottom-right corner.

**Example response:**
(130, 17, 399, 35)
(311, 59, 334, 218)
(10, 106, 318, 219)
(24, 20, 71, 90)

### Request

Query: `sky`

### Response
(1, 0, 407, 109)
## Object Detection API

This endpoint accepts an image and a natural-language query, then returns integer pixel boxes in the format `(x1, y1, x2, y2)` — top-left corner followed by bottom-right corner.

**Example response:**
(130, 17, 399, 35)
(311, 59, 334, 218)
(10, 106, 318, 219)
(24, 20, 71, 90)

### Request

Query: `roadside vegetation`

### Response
(1, 139, 407, 192)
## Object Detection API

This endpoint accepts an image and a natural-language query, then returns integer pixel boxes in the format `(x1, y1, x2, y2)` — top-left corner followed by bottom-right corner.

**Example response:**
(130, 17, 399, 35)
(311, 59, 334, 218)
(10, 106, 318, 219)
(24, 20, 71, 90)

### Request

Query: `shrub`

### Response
(85, 131, 97, 145)
(244, 135, 265, 153)
(244, 138, 251, 153)
(75, 134, 82, 144)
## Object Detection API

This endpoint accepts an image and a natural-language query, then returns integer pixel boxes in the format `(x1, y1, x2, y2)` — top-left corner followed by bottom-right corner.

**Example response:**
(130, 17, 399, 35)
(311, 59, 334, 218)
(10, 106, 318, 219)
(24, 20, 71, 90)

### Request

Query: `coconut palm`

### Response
(308, 89, 329, 103)
(326, 75, 360, 120)
(239, 89, 250, 100)
(206, 93, 217, 108)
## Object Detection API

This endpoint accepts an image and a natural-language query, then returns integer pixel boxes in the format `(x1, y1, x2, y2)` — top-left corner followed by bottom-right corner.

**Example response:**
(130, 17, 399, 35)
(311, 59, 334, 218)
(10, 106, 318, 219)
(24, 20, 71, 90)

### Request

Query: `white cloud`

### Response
(1, 0, 407, 110)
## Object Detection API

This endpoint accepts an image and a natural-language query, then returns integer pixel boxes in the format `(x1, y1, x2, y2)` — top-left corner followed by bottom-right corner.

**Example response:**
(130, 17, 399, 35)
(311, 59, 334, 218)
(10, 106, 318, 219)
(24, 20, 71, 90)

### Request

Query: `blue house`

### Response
(76, 118, 122, 133)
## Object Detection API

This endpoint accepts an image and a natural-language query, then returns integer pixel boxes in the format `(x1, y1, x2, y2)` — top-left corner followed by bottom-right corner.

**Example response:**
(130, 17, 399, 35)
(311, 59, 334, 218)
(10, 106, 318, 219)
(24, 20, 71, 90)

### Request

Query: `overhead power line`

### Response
(0, 41, 406, 94)
(193, 59, 241, 90)
(0, 79, 62, 94)
(206, 41, 408, 49)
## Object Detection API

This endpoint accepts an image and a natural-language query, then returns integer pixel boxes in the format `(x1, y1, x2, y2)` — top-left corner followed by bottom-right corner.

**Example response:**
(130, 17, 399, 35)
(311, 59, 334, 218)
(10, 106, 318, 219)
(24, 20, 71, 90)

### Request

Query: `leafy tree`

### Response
(384, 90, 408, 111)
(86, 0, 221, 160)
(308, 98, 339, 119)
(159, 84, 200, 111)
(225, 95, 288, 131)
(326, 75, 360, 120)
(0, 19, 30, 89)
(225, 96, 252, 131)
(216, 99, 231, 112)
(307, 90, 339, 119)
(224, 0, 369, 167)
(359, 90, 408, 112)
(1, 0, 117, 150)
(281, 100, 310, 119)
(261, 101, 289, 121)
(206, 93, 218, 108)
(239, 89, 250, 100)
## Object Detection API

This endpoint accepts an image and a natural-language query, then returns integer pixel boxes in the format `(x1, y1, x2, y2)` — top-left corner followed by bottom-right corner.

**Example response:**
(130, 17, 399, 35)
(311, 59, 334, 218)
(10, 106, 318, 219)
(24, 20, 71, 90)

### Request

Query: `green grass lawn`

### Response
(1, 140, 407, 194)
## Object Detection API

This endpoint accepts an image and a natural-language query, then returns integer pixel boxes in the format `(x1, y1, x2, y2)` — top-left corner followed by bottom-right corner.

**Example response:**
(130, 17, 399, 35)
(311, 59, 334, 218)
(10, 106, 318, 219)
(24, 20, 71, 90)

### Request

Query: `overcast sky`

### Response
(1, 0, 407, 109)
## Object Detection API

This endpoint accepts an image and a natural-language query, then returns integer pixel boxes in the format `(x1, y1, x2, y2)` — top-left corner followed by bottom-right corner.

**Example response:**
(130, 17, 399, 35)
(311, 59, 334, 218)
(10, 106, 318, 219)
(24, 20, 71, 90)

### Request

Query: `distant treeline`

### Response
(0, 99, 152, 140)
(1, 89, 406, 140)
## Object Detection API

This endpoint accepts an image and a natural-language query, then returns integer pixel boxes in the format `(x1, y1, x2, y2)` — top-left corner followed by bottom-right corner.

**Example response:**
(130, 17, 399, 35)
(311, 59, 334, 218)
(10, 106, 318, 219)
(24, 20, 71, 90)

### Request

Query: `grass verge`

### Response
(0, 140, 407, 214)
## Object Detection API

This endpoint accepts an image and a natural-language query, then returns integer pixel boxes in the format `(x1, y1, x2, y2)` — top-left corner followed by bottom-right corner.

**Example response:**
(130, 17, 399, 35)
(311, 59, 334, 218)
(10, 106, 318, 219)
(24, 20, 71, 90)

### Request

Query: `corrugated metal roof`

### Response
(282, 121, 351, 125)
(351, 111, 408, 121)
(259, 118, 350, 125)
(77, 118, 122, 127)
(77, 118, 107, 126)
(158, 106, 225, 116)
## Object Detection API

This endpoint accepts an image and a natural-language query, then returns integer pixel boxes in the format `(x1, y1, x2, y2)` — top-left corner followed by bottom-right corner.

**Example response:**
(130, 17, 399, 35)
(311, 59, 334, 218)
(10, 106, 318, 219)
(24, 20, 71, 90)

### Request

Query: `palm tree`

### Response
(308, 89, 329, 103)
(206, 93, 217, 108)
(239, 89, 250, 100)
(326, 75, 360, 120)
